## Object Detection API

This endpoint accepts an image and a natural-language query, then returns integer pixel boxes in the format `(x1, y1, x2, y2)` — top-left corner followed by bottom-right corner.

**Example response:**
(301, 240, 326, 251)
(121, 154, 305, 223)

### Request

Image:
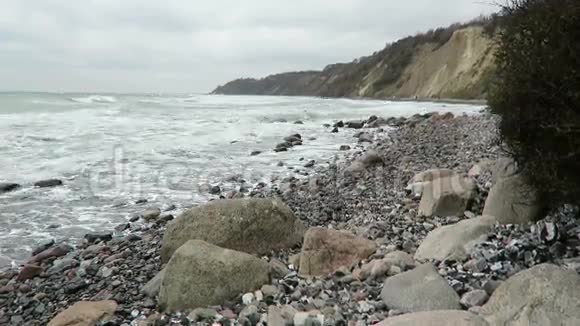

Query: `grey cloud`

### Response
(0, 0, 497, 93)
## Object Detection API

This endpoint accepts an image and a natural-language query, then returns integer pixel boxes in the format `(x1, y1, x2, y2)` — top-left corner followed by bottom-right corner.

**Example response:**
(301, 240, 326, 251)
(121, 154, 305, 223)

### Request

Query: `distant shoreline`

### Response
(209, 92, 488, 106)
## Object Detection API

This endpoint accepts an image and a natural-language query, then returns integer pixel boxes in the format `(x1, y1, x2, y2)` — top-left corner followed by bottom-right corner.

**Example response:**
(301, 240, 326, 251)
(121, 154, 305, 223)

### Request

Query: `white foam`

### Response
(0, 93, 486, 267)
(69, 95, 118, 104)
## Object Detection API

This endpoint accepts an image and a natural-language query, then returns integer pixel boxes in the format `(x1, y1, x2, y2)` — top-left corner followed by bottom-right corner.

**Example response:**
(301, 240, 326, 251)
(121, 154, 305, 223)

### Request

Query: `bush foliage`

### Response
(489, 0, 580, 207)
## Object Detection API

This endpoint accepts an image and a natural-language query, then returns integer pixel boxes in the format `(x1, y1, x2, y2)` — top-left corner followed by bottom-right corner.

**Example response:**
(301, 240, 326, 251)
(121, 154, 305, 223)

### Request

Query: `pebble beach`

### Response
(2, 110, 580, 326)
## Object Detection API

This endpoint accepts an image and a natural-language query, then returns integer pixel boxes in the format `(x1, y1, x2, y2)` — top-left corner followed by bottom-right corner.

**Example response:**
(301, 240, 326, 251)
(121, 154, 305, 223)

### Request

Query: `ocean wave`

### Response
(181, 96, 199, 103)
(137, 98, 165, 105)
(69, 95, 118, 104)
(259, 111, 321, 123)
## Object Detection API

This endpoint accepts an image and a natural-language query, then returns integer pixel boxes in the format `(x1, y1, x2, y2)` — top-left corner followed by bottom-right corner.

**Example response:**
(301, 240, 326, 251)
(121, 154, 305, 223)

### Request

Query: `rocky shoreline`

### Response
(2, 111, 580, 325)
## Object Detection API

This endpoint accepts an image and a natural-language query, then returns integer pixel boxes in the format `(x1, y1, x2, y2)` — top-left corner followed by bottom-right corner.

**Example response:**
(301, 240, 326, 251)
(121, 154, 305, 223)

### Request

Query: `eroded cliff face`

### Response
(212, 26, 496, 100)
(369, 27, 496, 99)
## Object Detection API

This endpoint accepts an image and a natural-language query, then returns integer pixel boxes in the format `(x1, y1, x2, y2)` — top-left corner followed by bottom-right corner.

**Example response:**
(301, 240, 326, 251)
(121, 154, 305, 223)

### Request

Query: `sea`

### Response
(0, 92, 485, 267)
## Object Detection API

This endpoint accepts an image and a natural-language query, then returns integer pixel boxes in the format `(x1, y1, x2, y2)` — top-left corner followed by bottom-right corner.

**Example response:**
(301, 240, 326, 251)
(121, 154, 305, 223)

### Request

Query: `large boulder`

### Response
(380, 264, 461, 312)
(377, 310, 489, 326)
(482, 175, 542, 224)
(158, 240, 270, 311)
(299, 227, 376, 277)
(414, 216, 497, 262)
(160, 198, 305, 262)
(418, 175, 475, 217)
(47, 300, 117, 326)
(0, 183, 20, 194)
(480, 264, 580, 326)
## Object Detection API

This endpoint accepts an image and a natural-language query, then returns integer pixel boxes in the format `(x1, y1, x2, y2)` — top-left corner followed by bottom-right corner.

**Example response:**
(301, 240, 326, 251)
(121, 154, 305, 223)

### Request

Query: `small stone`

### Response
(358, 301, 373, 313)
(209, 185, 221, 195)
(188, 308, 218, 321)
(114, 223, 130, 232)
(269, 258, 291, 278)
(313, 299, 326, 309)
(11, 315, 24, 324)
(142, 207, 161, 222)
(31, 240, 55, 256)
(34, 303, 46, 314)
(460, 290, 489, 308)
(17, 264, 43, 281)
(464, 258, 487, 273)
(250, 151, 262, 156)
(482, 280, 503, 296)
(339, 145, 351, 151)
(261, 284, 280, 298)
(64, 278, 88, 293)
(239, 305, 260, 324)
(84, 232, 112, 244)
(125, 233, 142, 242)
(254, 290, 264, 302)
(402, 239, 414, 252)
(99, 266, 113, 278)
(242, 292, 255, 305)
(47, 258, 78, 275)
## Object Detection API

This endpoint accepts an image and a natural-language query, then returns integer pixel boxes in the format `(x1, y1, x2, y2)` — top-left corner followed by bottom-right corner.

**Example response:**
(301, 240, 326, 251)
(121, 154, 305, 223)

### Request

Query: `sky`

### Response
(0, 1, 497, 93)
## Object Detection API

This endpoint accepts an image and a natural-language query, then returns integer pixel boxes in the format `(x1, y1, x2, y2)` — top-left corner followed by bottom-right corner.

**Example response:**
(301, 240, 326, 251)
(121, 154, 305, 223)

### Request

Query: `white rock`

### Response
(242, 292, 255, 305)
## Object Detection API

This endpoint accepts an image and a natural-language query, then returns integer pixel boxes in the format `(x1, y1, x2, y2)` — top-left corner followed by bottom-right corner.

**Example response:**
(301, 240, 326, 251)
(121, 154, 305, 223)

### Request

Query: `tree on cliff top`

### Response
(489, 0, 580, 207)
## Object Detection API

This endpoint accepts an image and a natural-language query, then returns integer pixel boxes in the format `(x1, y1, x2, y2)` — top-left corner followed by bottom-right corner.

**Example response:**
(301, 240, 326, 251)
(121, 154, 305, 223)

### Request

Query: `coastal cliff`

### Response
(213, 21, 497, 100)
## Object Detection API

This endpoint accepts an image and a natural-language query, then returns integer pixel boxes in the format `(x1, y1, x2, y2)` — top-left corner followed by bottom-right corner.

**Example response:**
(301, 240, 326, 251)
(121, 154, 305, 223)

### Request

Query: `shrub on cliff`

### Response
(488, 0, 580, 207)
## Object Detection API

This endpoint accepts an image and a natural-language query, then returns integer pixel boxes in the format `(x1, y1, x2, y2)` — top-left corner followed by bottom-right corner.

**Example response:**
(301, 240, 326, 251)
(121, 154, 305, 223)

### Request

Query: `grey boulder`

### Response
(480, 263, 580, 326)
(377, 310, 489, 326)
(158, 240, 270, 311)
(414, 216, 496, 262)
(482, 175, 542, 224)
(418, 175, 475, 217)
(160, 198, 305, 262)
(380, 264, 461, 312)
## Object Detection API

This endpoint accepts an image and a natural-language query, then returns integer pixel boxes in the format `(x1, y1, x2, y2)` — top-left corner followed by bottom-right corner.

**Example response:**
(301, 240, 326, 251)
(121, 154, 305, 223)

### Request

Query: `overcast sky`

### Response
(0, 1, 496, 93)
